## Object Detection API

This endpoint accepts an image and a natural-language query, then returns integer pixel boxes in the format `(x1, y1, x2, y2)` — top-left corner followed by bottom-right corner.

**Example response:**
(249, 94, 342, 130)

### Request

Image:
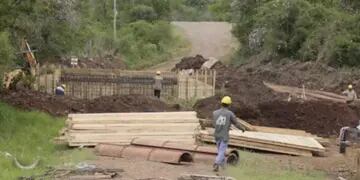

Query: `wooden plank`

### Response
(200, 136, 312, 157)
(71, 123, 199, 130)
(229, 131, 324, 151)
(253, 126, 314, 137)
(69, 111, 197, 118)
(68, 141, 130, 147)
(200, 118, 256, 131)
(69, 119, 199, 124)
(237, 118, 256, 131)
(70, 137, 194, 143)
(202, 129, 324, 152)
(69, 125, 197, 133)
(69, 132, 195, 139)
(70, 116, 198, 121)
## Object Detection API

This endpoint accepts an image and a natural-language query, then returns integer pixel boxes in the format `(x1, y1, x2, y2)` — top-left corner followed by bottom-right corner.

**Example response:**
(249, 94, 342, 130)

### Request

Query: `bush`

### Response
(129, 5, 157, 22)
(0, 31, 14, 66)
(208, 0, 232, 21)
(118, 21, 177, 69)
(231, 0, 360, 67)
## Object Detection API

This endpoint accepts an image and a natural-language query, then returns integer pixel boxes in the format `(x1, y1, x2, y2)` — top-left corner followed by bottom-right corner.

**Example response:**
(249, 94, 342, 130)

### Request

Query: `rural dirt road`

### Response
(151, 21, 237, 71)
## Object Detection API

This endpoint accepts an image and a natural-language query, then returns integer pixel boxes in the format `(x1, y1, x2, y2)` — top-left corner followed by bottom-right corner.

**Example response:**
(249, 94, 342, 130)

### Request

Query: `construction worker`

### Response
(153, 71, 163, 98)
(342, 84, 357, 103)
(55, 84, 66, 96)
(339, 120, 360, 153)
(212, 96, 245, 172)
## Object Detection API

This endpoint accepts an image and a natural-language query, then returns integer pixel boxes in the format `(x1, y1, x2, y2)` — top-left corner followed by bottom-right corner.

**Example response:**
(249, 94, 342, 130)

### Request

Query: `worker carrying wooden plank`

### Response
(154, 71, 163, 98)
(212, 96, 246, 172)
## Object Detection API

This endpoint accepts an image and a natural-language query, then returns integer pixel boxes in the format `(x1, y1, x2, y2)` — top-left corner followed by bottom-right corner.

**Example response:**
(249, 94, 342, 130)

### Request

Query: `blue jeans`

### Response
(215, 140, 228, 165)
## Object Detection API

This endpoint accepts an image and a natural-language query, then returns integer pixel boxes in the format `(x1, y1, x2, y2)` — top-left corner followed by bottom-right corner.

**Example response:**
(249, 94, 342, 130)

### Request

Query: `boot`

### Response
(213, 164, 219, 172)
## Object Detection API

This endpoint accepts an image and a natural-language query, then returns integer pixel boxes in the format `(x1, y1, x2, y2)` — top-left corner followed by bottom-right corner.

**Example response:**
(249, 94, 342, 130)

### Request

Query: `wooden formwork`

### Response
(36, 68, 216, 100)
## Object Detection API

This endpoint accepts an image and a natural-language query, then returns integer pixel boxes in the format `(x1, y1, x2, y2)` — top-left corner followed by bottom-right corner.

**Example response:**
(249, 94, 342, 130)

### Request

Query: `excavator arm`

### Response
(2, 39, 38, 89)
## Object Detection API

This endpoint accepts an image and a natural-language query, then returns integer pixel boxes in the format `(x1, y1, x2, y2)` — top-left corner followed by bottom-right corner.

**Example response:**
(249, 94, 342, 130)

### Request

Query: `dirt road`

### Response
(151, 21, 237, 71)
(93, 156, 216, 179)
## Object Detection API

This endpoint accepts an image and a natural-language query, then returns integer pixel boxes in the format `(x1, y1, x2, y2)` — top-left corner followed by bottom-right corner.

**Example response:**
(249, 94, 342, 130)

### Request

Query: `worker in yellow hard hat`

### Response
(212, 96, 245, 172)
(153, 71, 163, 98)
(55, 84, 66, 96)
(342, 84, 357, 103)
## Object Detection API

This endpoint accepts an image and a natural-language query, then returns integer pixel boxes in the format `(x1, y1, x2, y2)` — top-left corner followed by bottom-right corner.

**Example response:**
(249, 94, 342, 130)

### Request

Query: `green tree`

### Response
(0, 31, 14, 66)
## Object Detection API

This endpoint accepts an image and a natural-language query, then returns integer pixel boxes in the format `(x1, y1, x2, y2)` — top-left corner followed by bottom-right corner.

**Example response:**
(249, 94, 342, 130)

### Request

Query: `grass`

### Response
(226, 151, 327, 180)
(0, 102, 95, 179)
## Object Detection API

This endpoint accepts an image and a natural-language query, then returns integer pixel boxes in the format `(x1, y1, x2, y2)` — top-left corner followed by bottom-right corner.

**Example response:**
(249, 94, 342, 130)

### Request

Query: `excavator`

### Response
(2, 39, 38, 90)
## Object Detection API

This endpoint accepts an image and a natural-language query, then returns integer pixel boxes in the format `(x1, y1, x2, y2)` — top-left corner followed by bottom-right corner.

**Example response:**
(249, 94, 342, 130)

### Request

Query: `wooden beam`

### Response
(200, 136, 312, 157)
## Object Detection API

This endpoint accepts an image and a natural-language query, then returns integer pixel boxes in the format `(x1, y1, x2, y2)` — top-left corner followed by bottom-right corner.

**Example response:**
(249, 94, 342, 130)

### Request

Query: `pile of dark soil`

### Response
(194, 97, 360, 137)
(0, 90, 176, 116)
(172, 55, 208, 70)
(256, 100, 360, 137)
(86, 95, 178, 113)
(0, 90, 87, 116)
(193, 56, 360, 136)
(234, 59, 360, 95)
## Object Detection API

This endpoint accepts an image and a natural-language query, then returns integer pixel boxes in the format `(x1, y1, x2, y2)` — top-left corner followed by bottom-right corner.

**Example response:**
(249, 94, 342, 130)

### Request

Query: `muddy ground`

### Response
(0, 89, 177, 116)
(91, 141, 357, 180)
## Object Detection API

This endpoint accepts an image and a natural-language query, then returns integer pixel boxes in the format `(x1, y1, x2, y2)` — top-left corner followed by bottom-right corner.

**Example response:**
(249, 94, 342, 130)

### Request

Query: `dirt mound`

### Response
(194, 96, 360, 137)
(256, 100, 360, 137)
(194, 95, 260, 121)
(0, 90, 176, 116)
(86, 95, 178, 113)
(172, 55, 208, 70)
(0, 90, 87, 116)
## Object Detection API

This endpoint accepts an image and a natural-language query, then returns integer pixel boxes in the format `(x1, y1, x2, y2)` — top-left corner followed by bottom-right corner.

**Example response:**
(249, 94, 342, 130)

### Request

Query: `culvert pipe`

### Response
(95, 143, 193, 164)
(130, 138, 239, 164)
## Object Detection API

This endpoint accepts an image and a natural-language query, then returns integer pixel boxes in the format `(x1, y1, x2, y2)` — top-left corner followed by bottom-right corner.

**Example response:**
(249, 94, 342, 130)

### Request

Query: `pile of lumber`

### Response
(264, 82, 347, 103)
(63, 112, 199, 147)
(198, 128, 325, 157)
(199, 118, 329, 146)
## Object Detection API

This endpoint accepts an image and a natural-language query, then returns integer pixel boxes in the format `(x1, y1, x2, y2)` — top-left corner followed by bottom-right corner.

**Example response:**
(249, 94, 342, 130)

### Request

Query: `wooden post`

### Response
(356, 149, 360, 179)
(204, 70, 208, 97)
(194, 70, 198, 98)
(71, 81, 75, 97)
(185, 76, 189, 100)
(51, 73, 55, 95)
(212, 70, 216, 96)
(44, 74, 48, 93)
(178, 71, 181, 99)
(85, 81, 89, 99)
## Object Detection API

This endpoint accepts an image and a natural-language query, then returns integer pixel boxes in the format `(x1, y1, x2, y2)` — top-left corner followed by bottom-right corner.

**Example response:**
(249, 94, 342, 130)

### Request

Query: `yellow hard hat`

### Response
(156, 71, 161, 75)
(221, 96, 232, 105)
(61, 84, 66, 88)
(348, 84, 353, 89)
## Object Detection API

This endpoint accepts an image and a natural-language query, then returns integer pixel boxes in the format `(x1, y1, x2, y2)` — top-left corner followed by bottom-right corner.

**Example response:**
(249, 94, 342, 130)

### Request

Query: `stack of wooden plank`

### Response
(64, 112, 199, 147)
(200, 118, 329, 146)
(198, 128, 325, 157)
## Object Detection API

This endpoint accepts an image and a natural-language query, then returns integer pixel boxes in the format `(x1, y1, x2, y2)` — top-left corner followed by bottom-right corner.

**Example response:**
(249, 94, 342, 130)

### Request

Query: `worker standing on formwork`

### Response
(342, 84, 357, 103)
(55, 84, 66, 96)
(153, 71, 163, 98)
(212, 96, 245, 172)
